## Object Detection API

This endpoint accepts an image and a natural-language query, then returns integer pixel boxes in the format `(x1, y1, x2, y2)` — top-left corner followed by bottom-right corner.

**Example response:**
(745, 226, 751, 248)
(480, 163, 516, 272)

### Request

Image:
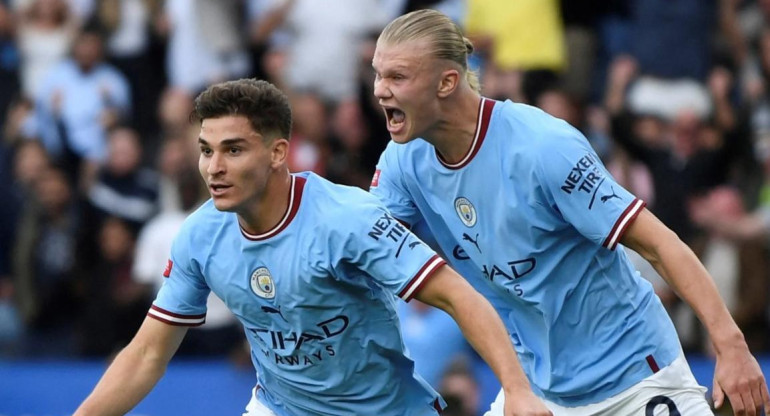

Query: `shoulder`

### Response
(174, 199, 228, 246)
(493, 100, 588, 154)
(302, 172, 383, 213)
(496, 100, 580, 139)
(300, 172, 387, 226)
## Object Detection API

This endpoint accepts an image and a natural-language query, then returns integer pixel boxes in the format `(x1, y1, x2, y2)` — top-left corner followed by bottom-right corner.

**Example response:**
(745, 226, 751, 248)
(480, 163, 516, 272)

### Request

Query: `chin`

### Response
(211, 199, 237, 212)
(390, 131, 418, 144)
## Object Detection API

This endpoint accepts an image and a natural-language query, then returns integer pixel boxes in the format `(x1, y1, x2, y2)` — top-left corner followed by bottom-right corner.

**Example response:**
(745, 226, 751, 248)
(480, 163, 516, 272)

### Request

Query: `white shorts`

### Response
(485, 352, 713, 416)
(242, 387, 277, 416)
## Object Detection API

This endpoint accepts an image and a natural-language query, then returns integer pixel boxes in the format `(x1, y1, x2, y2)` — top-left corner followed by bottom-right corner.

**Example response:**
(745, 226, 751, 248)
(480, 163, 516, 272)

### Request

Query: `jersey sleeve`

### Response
(535, 128, 646, 250)
(147, 222, 210, 326)
(369, 141, 423, 227)
(329, 196, 446, 302)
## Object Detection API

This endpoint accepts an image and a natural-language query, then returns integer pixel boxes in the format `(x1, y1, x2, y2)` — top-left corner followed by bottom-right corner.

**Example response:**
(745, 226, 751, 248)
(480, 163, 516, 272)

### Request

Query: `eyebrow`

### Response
(197, 137, 249, 146)
(372, 63, 409, 71)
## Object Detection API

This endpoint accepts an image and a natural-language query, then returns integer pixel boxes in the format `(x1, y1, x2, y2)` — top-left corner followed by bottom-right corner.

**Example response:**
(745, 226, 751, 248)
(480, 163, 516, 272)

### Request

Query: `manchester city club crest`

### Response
(454, 197, 477, 227)
(250, 267, 275, 299)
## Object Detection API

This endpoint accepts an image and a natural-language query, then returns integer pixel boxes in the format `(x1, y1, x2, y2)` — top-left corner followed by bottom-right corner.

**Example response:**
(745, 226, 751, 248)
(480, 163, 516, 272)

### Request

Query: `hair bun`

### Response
(463, 37, 474, 55)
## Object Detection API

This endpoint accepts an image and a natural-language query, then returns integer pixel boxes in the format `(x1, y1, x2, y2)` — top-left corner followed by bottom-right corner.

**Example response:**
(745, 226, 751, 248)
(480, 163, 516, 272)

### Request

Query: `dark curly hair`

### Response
(192, 79, 292, 141)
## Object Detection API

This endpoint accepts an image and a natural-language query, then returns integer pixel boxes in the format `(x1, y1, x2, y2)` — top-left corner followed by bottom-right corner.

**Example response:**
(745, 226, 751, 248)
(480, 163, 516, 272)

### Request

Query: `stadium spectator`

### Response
(156, 0, 250, 132)
(33, 22, 131, 185)
(439, 358, 482, 416)
(285, 93, 328, 176)
(96, 0, 164, 137)
(76, 216, 150, 356)
(16, 0, 77, 100)
(153, 131, 198, 213)
(692, 187, 770, 244)
(84, 125, 158, 230)
(604, 55, 753, 246)
(12, 166, 81, 356)
(326, 98, 382, 189)
(690, 173, 770, 353)
(1, 140, 48, 291)
(254, 0, 387, 104)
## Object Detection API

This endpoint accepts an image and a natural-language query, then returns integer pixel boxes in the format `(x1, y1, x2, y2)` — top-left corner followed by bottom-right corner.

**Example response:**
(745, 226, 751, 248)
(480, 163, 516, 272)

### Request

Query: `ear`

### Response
(437, 69, 460, 98)
(270, 138, 289, 168)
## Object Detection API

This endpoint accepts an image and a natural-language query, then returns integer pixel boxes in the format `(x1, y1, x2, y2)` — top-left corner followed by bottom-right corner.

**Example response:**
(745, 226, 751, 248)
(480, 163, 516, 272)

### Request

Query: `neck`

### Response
(426, 88, 482, 164)
(237, 169, 292, 235)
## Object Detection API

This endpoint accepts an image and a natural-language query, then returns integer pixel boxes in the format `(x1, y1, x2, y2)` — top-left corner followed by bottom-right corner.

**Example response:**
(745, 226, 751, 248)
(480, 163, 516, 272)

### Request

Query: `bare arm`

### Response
(704, 213, 768, 242)
(719, 0, 748, 76)
(621, 209, 770, 415)
(690, 197, 770, 242)
(74, 317, 188, 416)
(415, 265, 551, 416)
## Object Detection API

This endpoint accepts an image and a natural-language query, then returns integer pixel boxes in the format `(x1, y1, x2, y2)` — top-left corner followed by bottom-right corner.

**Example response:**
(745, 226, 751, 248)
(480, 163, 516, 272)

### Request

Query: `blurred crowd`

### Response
(1, 0, 770, 415)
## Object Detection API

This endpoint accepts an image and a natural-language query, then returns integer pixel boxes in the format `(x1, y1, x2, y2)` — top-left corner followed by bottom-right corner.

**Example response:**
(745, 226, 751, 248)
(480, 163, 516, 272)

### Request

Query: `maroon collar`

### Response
(240, 175, 306, 241)
(436, 97, 495, 169)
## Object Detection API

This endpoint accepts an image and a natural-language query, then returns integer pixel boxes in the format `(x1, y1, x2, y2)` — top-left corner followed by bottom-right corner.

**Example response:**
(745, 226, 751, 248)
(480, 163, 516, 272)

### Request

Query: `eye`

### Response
(393, 73, 405, 81)
(200, 147, 212, 156)
(228, 147, 242, 155)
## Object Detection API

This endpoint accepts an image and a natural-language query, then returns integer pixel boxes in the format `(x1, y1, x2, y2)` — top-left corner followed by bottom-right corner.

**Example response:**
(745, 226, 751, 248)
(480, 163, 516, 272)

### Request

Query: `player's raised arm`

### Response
(621, 208, 770, 416)
(74, 317, 188, 416)
(414, 265, 552, 416)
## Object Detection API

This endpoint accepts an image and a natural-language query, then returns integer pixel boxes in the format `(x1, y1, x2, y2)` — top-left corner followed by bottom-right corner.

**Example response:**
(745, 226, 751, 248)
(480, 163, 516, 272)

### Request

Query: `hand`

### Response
(503, 390, 552, 416)
(608, 55, 638, 90)
(712, 341, 770, 416)
(688, 195, 717, 228)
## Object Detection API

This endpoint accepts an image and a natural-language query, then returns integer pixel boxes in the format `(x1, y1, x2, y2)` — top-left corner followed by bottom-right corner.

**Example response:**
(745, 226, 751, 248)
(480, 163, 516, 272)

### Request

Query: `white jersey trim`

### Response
(398, 255, 446, 302)
(240, 175, 307, 241)
(436, 97, 494, 169)
(603, 198, 646, 250)
(147, 305, 206, 327)
(241, 176, 295, 240)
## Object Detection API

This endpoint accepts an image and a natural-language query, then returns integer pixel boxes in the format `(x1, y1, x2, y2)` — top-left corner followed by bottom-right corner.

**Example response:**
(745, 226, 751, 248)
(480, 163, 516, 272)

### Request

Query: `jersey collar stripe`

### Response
(240, 175, 307, 241)
(602, 198, 646, 250)
(148, 305, 206, 326)
(437, 97, 496, 170)
(398, 255, 447, 302)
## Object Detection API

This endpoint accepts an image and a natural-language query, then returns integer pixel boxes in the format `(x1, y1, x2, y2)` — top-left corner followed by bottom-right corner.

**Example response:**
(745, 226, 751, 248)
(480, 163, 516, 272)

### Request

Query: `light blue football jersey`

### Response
(149, 172, 447, 416)
(370, 98, 681, 407)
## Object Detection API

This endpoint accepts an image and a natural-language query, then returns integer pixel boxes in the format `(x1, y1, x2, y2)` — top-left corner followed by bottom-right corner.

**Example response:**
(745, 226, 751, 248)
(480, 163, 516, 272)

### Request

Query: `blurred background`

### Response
(1, 0, 770, 415)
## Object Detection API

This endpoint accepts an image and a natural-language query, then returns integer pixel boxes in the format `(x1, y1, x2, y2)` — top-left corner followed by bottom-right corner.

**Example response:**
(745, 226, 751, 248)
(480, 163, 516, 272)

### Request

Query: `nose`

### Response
(373, 77, 391, 100)
(206, 151, 225, 176)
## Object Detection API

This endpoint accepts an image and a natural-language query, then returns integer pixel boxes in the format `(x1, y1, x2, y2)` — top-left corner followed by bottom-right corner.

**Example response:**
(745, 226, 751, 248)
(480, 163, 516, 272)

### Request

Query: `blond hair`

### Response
(379, 9, 480, 93)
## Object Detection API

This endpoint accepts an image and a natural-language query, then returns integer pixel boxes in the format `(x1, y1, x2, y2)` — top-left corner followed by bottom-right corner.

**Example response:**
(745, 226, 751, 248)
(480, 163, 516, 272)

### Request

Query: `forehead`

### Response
(373, 39, 432, 70)
(200, 115, 262, 142)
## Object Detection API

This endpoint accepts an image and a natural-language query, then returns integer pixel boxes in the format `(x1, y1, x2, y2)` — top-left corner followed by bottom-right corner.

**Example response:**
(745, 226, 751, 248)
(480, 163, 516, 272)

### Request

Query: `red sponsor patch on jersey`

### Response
(371, 169, 381, 187)
(163, 259, 173, 277)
